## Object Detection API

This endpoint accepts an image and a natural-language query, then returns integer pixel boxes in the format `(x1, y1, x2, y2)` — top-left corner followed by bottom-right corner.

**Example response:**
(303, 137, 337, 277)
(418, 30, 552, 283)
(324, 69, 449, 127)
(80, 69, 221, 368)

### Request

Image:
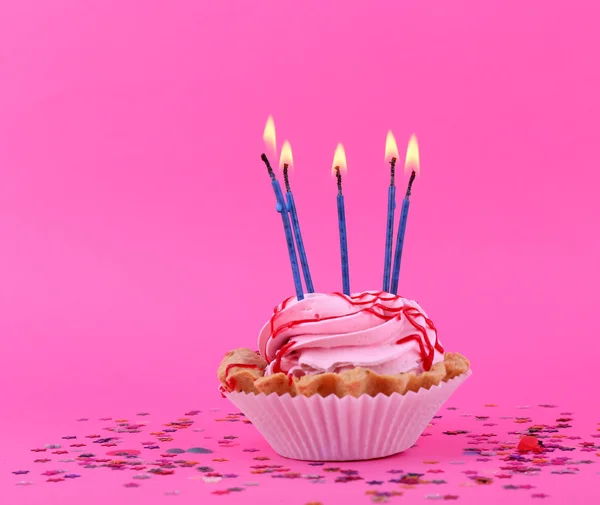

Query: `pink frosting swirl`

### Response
(257, 291, 444, 377)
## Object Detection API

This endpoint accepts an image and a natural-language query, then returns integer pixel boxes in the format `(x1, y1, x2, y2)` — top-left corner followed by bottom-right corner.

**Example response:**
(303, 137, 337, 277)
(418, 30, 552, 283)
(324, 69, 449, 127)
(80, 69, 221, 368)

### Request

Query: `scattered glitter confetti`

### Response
(211, 489, 229, 495)
(41, 470, 62, 477)
(187, 447, 213, 454)
(5, 404, 596, 503)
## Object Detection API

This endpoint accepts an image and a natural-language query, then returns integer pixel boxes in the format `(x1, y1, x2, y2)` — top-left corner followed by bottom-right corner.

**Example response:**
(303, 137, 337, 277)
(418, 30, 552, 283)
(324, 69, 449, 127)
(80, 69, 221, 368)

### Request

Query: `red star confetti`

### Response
(518, 435, 543, 453)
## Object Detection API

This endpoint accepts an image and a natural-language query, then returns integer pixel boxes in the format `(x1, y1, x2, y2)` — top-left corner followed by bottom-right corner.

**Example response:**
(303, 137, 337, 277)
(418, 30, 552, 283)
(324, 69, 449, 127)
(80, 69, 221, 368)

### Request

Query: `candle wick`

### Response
(261, 153, 276, 180)
(283, 164, 291, 192)
(405, 170, 416, 198)
(390, 157, 397, 186)
(335, 167, 343, 195)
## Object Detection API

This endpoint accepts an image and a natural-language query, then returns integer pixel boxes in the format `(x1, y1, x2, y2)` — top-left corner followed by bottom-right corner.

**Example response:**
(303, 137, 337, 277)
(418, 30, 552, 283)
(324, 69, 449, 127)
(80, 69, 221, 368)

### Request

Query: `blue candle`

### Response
(261, 153, 304, 300)
(390, 170, 416, 295)
(383, 131, 399, 292)
(280, 140, 314, 293)
(382, 158, 397, 293)
(337, 190, 350, 295)
(333, 143, 350, 295)
(283, 165, 314, 293)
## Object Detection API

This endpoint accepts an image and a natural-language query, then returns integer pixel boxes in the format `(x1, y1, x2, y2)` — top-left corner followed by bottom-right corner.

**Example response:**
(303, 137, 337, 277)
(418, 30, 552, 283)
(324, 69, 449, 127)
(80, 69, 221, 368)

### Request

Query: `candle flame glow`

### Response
(263, 115, 277, 154)
(332, 143, 347, 175)
(279, 140, 294, 170)
(404, 134, 420, 175)
(385, 131, 399, 162)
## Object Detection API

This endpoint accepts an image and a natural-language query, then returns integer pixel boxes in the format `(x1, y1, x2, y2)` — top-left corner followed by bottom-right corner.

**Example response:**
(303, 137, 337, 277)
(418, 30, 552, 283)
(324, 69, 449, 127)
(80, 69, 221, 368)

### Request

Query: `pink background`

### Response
(1, 0, 599, 431)
(2, 2, 600, 504)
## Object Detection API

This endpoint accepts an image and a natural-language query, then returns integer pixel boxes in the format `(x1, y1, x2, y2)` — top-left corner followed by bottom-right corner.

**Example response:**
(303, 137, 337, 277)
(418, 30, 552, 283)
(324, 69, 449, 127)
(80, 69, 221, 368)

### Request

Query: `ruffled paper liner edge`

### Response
(218, 350, 470, 398)
(224, 370, 472, 460)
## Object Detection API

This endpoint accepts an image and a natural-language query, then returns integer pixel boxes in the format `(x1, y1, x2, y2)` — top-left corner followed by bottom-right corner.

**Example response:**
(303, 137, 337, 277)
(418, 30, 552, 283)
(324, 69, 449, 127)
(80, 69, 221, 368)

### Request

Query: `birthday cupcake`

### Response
(218, 119, 471, 460)
(218, 291, 470, 461)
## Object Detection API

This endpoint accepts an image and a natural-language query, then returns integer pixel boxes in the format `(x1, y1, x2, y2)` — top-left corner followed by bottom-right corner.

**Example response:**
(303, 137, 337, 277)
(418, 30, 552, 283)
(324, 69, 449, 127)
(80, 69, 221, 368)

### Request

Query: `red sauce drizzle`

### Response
(270, 297, 406, 341)
(271, 340, 296, 374)
(265, 291, 444, 373)
(223, 363, 260, 391)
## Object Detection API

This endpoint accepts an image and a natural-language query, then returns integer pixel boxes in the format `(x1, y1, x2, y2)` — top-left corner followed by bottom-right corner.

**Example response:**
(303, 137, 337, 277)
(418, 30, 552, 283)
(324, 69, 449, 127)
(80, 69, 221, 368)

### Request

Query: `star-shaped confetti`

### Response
(5, 402, 598, 503)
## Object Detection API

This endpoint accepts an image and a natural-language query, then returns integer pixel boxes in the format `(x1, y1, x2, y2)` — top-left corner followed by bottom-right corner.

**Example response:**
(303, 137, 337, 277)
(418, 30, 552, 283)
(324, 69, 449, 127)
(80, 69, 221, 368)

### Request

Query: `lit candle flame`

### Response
(385, 131, 399, 162)
(404, 134, 420, 175)
(332, 143, 347, 175)
(279, 140, 294, 170)
(263, 115, 277, 154)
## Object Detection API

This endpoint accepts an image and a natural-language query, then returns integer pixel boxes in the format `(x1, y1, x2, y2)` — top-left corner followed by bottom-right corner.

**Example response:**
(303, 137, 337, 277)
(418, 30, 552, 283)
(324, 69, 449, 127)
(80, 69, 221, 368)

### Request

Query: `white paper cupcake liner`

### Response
(225, 370, 471, 461)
